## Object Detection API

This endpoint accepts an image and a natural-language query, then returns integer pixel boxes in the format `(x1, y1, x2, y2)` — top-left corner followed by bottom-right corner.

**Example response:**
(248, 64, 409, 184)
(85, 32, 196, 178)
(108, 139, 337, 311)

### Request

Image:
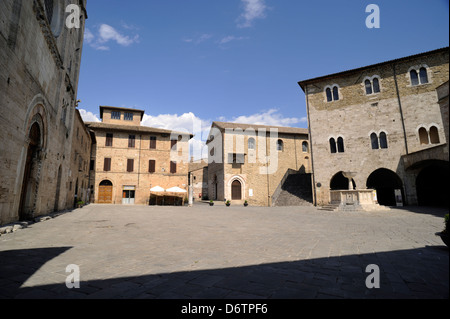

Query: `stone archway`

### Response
(19, 121, 43, 220)
(416, 161, 449, 207)
(330, 171, 356, 190)
(367, 168, 403, 206)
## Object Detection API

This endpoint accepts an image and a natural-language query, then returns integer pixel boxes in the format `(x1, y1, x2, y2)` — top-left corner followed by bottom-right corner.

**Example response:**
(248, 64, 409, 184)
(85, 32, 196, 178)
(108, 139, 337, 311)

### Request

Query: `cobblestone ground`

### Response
(0, 204, 448, 299)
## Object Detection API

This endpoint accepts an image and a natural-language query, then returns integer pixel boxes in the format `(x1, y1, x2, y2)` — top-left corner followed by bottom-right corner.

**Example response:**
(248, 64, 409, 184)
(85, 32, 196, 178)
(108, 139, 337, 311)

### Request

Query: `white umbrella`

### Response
(166, 186, 187, 193)
(150, 186, 165, 192)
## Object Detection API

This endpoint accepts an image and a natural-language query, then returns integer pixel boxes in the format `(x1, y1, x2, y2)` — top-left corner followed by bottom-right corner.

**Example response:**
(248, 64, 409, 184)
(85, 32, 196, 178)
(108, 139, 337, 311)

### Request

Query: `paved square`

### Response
(0, 204, 448, 299)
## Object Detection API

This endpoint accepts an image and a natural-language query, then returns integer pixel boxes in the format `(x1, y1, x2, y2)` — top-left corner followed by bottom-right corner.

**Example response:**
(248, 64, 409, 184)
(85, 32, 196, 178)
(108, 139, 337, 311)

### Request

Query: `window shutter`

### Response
(104, 158, 111, 171)
(149, 160, 156, 173)
(127, 159, 134, 172)
(150, 136, 157, 149)
(170, 161, 177, 174)
(128, 135, 135, 148)
(106, 133, 113, 147)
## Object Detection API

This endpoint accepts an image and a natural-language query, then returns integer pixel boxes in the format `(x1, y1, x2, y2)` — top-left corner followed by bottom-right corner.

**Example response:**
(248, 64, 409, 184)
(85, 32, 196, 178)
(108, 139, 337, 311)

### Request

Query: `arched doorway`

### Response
(98, 180, 113, 204)
(330, 171, 356, 190)
(19, 122, 42, 221)
(416, 162, 449, 207)
(231, 180, 242, 200)
(367, 168, 403, 206)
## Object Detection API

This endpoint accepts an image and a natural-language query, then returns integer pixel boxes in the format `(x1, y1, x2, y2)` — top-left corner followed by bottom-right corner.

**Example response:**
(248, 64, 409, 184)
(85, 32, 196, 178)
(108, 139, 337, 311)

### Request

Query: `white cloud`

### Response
(79, 109, 100, 122)
(238, 0, 268, 28)
(218, 35, 249, 44)
(182, 33, 213, 44)
(231, 108, 306, 127)
(84, 24, 139, 51)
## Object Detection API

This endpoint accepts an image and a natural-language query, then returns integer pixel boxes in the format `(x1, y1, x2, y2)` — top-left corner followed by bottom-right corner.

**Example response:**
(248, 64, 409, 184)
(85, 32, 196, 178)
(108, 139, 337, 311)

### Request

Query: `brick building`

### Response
(206, 121, 312, 206)
(298, 47, 449, 207)
(86, 106, 193, 205)
(0, 0, 88, 225)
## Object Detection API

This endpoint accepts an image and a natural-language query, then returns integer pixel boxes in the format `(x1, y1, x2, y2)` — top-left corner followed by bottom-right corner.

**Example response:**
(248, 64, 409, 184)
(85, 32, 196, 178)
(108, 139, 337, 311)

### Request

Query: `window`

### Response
(326, 85, 340, 102)
(419, 67, 428, 84)
(365, 77, 381, 95)
(337, 137, 345, 153)
(210, 147, 215, 156)
(429, 126, 440, 144)
(127, 159, 134, 172)
(332, 86, 339, 101)
(370, 133, 379, 149)
(326, 88, 333, 102)
(104, 158, 111, 172)
(128, 135, 135, 148)
(149, 160, 156, 173)
(379, 132, 388, 149)
(105, 133, 113, 147)
(124, 112, 133, 121)
(111, 111, 121, 120)
(150, 136, 157, 149)
(410, 70, 419, 86)
(277, 139, 284, 151)
(171, 140, 177, 151)
(248, 138, 256, 150)
(302, 141, 309, 153)
(418, 127, 429, 145)
(329, 138, 337, 154)
(230, 153, 245, 164)
(170, 161, 177, 174)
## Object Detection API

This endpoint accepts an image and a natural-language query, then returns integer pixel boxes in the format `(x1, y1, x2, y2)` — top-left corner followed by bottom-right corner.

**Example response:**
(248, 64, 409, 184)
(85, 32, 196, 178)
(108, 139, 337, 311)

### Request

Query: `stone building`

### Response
(206, 121, 312, 206)
(67, 109, 93, 208)
(0, 0, 88, 225)
(86, 106, 193, 205)
(298, 47, 449, 208)
(188, 158, 208, 201)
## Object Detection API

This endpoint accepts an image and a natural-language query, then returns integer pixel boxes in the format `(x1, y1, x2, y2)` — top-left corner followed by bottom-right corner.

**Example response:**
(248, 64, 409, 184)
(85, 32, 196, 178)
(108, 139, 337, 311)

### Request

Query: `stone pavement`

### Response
(0, 203, 448, 299)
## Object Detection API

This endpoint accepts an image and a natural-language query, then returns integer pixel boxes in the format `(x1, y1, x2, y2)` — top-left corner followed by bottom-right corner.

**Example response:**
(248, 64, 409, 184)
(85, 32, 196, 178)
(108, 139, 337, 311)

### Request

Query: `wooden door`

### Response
(231, 180, 242, 200)
(98, 184, 113, 203)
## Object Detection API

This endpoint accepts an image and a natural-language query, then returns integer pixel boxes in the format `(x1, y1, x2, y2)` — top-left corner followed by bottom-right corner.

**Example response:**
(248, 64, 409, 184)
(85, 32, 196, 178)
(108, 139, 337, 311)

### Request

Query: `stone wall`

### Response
(0, 0, 87, 225)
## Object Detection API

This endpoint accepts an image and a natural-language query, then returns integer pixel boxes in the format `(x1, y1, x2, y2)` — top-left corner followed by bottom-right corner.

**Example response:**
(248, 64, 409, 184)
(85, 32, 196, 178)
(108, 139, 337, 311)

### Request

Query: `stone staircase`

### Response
(318, 204, 340, 211)
(272, 172, 313, 207)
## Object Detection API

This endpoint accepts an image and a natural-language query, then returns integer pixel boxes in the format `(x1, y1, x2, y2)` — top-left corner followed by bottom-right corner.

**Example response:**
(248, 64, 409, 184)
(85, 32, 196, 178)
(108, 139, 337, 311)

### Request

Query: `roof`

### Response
(99, 106, 145, 121)
(298, 47, 449, 92)
(211, 121, 309, 135)
(85, 122, 194, 138)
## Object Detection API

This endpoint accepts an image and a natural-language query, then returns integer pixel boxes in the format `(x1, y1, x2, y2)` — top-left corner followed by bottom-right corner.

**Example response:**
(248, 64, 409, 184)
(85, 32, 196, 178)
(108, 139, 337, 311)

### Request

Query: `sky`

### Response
(77, 0, 449, 160)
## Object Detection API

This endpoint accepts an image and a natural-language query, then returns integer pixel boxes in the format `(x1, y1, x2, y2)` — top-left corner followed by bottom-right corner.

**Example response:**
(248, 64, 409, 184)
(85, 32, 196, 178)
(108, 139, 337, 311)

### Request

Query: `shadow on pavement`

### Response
(0, 245, 447, 299)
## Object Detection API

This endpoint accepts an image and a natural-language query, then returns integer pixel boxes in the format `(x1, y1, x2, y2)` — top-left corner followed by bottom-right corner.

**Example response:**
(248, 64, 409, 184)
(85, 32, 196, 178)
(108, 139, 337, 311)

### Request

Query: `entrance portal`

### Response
(98, 180, 113, 204)
(367, 168, 403, 206)
(231, 180, 242, 200)
(416, 162, 449, 207)
(19, 122, 42, 221)
(330, 171, 356, 190)
(122, 186, 136, 205)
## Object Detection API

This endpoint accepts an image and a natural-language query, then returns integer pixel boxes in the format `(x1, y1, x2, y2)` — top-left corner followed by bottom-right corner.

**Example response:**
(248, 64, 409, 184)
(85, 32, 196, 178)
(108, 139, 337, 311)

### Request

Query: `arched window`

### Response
(302, 141, 309, 153)
(429, 126, 440, 144)
(329, 138, 337, 154)
(419, 67, 428, 84)
(326, 88, 332, 102)
(370, 133, 379, 149)
(373, 78, 380, 93)
(365, 80, 373, 95)
(248, 138, 255, 150)
(337, 137, 345, 153)
(410, 70, 419, 86)
(332, 86, 339, 101)
(277, 139, 284, 151)
(379, 132, 388, 149)
(418, 127, 429, 145)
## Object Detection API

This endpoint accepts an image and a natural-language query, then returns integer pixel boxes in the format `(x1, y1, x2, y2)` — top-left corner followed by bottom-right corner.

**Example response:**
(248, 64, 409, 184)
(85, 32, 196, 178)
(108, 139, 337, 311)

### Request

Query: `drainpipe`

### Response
(304, 84, 318, 206)
(392, 63, 409, 155)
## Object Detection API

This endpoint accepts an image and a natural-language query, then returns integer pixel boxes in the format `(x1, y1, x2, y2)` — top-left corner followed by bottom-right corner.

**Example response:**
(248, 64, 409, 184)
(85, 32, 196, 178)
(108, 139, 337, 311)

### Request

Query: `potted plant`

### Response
(209, 200, 214, 206)
(76, 201, 84, 208)
(244, 200, 248, 207)
(435, 214, 449, 247)
(226, 200, 231, 207)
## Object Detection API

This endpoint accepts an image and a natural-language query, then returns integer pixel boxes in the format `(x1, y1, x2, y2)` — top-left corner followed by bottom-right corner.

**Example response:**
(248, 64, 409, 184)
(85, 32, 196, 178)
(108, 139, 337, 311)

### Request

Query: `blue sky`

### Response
(77, 0, 449, 159)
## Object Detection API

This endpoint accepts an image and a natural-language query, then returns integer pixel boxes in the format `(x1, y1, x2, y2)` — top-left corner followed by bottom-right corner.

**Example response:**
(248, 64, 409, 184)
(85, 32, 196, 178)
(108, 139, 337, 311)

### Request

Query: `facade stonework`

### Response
(86, 106, 192, 205)
(299, 47, 449, 207)
(207, 122, 311, 206)
(0, 0, 87, 225)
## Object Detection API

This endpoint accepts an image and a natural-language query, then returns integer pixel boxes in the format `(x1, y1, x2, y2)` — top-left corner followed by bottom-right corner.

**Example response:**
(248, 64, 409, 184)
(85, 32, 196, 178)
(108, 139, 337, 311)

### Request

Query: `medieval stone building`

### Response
(0, 0, 88, 225)
(86, 106, 192, 206)
(206, 121, 312, 206)
(298, 47, 449, 208)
